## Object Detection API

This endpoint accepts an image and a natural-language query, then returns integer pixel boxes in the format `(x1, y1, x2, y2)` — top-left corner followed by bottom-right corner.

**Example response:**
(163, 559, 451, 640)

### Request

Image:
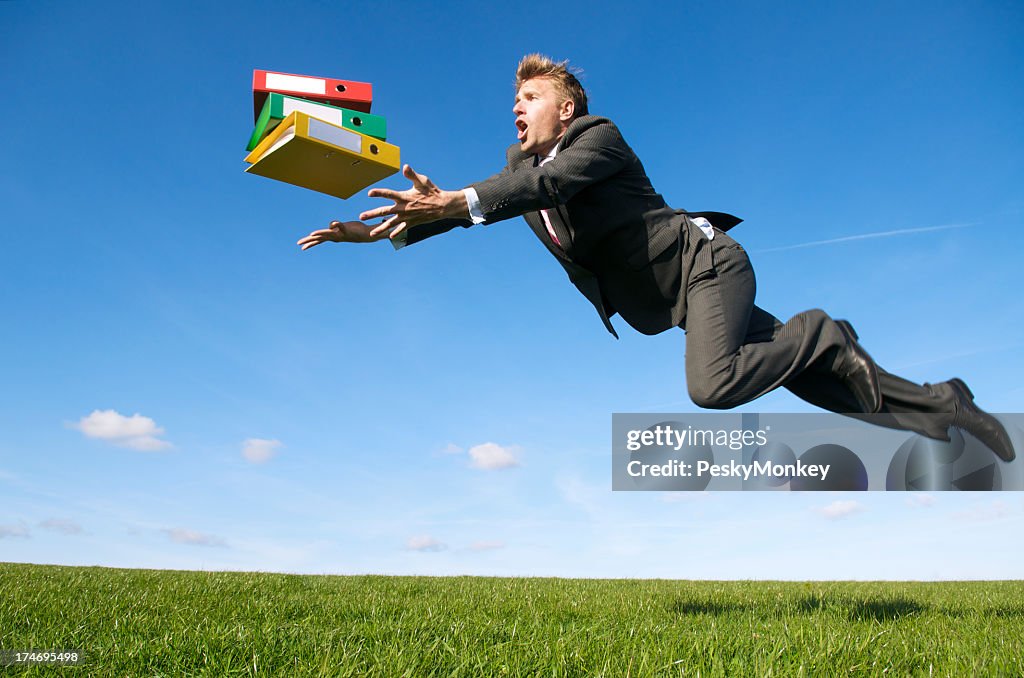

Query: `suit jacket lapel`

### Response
(513, 156, 555, 252)
(514, 151, 614, 336)
(526, 150, 575, 251)
(524, 211, 570, 262)
(546, 202, 574, 250)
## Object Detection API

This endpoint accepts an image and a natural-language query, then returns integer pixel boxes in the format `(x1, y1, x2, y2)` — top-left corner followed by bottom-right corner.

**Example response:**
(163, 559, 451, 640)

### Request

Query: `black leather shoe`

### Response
(835, 320, 882, 414)
(948, 378, 1016, 462)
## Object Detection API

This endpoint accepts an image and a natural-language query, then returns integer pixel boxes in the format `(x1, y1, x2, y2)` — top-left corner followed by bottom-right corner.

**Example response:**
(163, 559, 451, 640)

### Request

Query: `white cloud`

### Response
(406, 535, 447, 552)
(817, 500, 865, 520)
(39, 519, 83, 535)
(0, 524, 29, 538)
(71, 409, 171, 451)
(468, 442, 520, 470)
(905, 494, 937, 508)
(162, 528, 226, 547)
(242, 438, 282, 464)
(441, 443, 464, 455)
(469, 540, 505, 551)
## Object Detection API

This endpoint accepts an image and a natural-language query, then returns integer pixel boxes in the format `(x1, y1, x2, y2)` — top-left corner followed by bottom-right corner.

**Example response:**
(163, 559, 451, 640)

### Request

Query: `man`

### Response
(298, 54, 1015, 462)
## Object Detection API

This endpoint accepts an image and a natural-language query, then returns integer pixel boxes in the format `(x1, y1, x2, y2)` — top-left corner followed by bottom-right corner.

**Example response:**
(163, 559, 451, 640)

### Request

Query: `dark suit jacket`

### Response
(403, 115, 741, 338)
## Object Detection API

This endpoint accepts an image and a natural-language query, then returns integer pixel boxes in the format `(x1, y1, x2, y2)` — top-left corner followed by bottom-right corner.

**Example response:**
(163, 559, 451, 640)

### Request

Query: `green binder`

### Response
(247, 92, 387, 151)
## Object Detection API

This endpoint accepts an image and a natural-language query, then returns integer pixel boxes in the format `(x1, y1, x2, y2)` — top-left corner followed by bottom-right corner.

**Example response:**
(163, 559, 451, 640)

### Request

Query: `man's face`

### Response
(513, 77, 574, 157)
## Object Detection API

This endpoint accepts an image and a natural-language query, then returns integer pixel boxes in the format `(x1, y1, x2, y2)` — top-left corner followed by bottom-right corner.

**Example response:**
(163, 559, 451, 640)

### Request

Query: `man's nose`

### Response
(512, 101, 524, 115)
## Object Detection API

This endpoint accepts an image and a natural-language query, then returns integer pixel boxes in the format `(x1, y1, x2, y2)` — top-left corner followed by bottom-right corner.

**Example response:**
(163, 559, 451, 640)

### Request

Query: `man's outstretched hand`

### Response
(296, 220, 387, 250)
(297, 165, 468, 250)
(360, 164, 468, 239)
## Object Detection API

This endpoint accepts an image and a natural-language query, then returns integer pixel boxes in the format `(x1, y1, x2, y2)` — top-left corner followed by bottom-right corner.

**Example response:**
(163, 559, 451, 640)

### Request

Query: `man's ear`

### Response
(559, 99, 575, 122)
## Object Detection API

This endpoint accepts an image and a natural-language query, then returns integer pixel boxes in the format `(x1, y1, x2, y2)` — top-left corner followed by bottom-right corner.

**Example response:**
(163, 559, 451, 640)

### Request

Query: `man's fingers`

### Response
(360, 205, 398, 221)
(298, 235, 324, 249)
(403, 164, 432, 190)
(367, 188, 407, 201)
(298, 229, 333, 244)
(389, 221, 409, 238)
(297, 232, 324, 245)
(369, 217, 395, 238)
(299, 221, 350, 248)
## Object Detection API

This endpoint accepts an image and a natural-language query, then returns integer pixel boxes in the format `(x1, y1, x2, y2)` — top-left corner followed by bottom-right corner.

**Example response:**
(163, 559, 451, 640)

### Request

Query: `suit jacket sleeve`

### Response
(471, 117, 631, 224)
(399, 116, 631, 245)
(400, 151, 520, 247)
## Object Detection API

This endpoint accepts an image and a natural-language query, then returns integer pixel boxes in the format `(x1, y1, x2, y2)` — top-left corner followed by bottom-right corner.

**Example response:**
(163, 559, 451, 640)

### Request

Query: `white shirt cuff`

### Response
(463, 187, 486, 225)
(390, 229, 408, 250)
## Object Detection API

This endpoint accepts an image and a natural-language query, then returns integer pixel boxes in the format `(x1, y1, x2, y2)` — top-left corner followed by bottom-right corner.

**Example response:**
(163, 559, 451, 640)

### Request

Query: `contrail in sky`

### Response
(754, 222, 974, 254)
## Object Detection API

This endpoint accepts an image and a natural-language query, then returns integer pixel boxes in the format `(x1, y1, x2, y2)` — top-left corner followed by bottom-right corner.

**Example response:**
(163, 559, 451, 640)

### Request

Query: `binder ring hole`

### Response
(369, 144, 379, 154)
(335, 84, 347, 93)
(352, 117, 362, 126)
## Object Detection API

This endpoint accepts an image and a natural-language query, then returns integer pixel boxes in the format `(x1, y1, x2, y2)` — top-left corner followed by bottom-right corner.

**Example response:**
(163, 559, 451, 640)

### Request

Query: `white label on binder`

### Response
(265, 73, 326, 95)
(308, 118, 360, 154)
(284, 98, 344, 126)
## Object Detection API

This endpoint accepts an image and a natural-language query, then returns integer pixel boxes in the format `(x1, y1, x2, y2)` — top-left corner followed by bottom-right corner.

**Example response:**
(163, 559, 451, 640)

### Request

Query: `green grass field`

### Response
(1, 562, 1021, 676)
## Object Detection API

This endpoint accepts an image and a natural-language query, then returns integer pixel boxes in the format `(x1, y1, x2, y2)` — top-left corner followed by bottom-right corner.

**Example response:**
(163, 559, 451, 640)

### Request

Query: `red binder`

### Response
(252, 69, 373, 121)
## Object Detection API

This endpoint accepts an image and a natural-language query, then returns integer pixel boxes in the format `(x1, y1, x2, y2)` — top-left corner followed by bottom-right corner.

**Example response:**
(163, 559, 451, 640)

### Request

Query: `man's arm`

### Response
(297, 165, 476, 251)
(394, 144, 528, 245)
(473, 117, 630, 223)
(332, 117, 628, 245)
(297, 220, 391, 250)
(361, 152, 522, 244)
(358, 165, 471, 239)
(388, 152, 520, 247)
(361, 117, 629, 239)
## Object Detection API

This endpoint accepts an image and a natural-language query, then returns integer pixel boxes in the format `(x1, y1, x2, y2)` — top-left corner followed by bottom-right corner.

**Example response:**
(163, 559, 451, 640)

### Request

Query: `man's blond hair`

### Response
(515, 53, 589, 117)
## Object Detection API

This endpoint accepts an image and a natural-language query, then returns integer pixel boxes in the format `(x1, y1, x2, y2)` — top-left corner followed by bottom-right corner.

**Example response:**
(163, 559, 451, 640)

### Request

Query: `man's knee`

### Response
(796, 308, 831, 331)
(687, 380, 737, 410)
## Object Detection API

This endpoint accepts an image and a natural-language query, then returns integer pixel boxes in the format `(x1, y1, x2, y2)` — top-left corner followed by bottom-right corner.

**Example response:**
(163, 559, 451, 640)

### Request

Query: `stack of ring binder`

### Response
(244, 69, 400, 199)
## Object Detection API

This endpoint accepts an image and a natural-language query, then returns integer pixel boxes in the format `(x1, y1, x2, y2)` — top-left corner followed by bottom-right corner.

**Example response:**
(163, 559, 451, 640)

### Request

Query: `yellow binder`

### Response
(244, 111, 400, 199)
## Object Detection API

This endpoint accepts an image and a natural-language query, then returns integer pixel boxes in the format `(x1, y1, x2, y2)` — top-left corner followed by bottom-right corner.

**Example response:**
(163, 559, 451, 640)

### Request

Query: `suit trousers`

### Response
(681, 225, 957, 440)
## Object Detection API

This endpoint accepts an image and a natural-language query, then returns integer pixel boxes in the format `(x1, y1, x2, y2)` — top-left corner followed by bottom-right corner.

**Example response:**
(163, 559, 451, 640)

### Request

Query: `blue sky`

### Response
(1, 0, 1022, 579)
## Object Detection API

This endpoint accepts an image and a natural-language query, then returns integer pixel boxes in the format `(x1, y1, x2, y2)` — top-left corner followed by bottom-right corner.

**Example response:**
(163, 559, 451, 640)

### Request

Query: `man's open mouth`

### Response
(516, 119, 528, 141)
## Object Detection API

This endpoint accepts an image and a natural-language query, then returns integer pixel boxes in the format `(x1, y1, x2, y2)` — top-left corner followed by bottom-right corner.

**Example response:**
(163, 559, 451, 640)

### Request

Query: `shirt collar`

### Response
(536, 144, 558, 166)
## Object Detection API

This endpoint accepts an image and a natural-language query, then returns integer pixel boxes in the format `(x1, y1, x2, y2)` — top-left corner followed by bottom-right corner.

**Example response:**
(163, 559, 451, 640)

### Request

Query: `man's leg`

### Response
(755, 309, 959, 439)
(682, 230, 855, 410)
(682, 228, 1012, 458)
